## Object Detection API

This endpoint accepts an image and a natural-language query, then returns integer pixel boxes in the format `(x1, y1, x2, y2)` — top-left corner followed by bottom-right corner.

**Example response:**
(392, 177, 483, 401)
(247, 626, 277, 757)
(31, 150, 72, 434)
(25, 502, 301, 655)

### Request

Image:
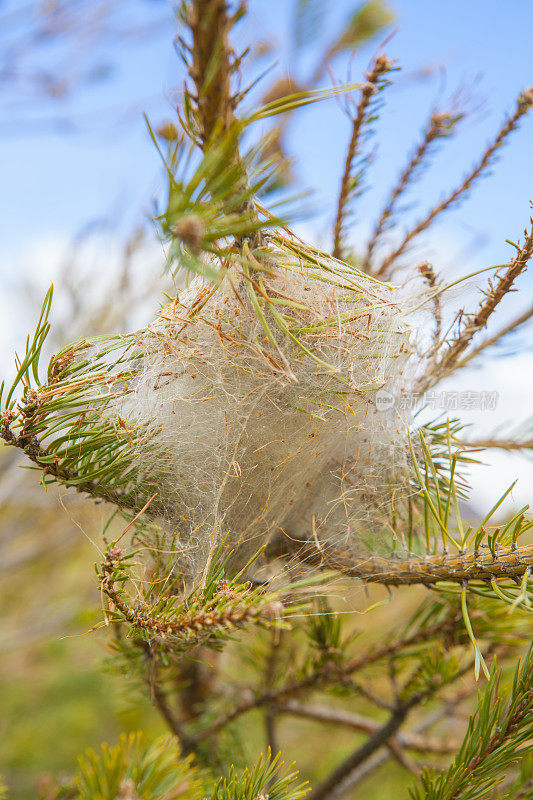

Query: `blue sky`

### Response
(0, 0, 532, 509)
(1, 0, 532, 261)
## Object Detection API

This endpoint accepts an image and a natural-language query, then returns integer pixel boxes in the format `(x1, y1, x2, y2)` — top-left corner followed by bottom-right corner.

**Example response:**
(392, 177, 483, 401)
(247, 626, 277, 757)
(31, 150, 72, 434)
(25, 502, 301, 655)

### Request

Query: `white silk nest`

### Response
(121, 238, 414, 584)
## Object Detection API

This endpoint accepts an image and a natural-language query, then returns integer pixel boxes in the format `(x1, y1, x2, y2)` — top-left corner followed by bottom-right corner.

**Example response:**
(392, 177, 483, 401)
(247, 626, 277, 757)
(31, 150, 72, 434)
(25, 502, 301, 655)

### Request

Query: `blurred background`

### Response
(0, 0, 532, 795)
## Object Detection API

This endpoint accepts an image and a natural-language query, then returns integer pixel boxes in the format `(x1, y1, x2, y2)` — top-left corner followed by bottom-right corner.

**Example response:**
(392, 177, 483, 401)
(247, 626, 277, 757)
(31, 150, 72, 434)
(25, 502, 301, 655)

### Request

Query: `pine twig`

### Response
(362, 111, 460, 271)
(139, 641, 197, 756)
(186, 0, 261, 244)
(419, 222, 533, 391)
(453, 304, 533, 370)
(332, 54, 392, 260)
(456, 437, 533, 453)
(373, 89, 533, 277)
(288, 540, 533, 587)
(99, 549, 282, 644)
(386, 738, 419, 775)
(305, 657, 477, 800)
(189, 616, 457, 744)
(0, 415, 156, 514)
(188, 0, 238, 148)
(418, 261, 442, 358)
(306, 707, 412, 800)
(324, 681, 480, 798)
(275, 702, 460, 755)
(410, 645, 533, 800)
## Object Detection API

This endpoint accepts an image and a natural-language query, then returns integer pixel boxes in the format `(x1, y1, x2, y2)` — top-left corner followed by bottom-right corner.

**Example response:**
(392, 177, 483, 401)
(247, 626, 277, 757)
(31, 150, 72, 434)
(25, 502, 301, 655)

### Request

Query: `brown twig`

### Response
(362, 112, 460, 271)
(351, 680, 489, 794)
(275, 702, 460, 754)
(453, 304, 533, 370)
(320, 680, 478, 798)
(266, 530, 533, 587)
(418, 222, 533, 392)
(284, 539, 533, 587)
(305, 655, 480, 800)
(187, 0, 259, 243)
(188, 0, 237, 148)
(373, 89, 533, 278)
(139, 640, 196, 755)
(386, 738, 419, 774)
(190, 614, 457, 744)
(306, 706, 412, 800)
(99, 550, 281, 642)
(418, 261, 442, 359)
(332, 54, 392, 260)
(321, 749, 390, 796)
(456, 437, 533, 452)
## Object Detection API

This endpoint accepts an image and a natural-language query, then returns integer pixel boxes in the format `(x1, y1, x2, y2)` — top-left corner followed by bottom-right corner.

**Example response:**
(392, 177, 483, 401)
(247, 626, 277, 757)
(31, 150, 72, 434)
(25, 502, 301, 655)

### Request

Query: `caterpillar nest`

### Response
(120, 237, 414, 584)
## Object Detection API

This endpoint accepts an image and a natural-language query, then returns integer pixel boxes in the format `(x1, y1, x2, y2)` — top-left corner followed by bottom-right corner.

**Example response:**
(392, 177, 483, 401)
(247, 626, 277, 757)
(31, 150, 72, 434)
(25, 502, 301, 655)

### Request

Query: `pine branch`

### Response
(326, 683, 479, 797)
(386, 737, 419, 775)
(362, 111, 462, 271)
(332, 54, 392, 260)
(188, 0, 238, 148)
(453, 304, 533, 370)
(308, 706, 412, 800)
(284, 540, 533, 587)
(180, 0, 266, 246)
(306, 657, 477, 800)
(276, 702, 461, 754)
(165, 38, 361, 274)
(373, 89, 533, 277)
(410, 645, 533, 800)
(189, 615, 458, 744)
(457, 437, 533, 452)
(99, 547, 284, 649)
(419, 222, 533, 391)
(0, 289, 154, 512)
(0, 415, 156, 514)
(138, 640, 197, 756)
(265, 415, 533, 600)
(0, 322, 167, 517)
